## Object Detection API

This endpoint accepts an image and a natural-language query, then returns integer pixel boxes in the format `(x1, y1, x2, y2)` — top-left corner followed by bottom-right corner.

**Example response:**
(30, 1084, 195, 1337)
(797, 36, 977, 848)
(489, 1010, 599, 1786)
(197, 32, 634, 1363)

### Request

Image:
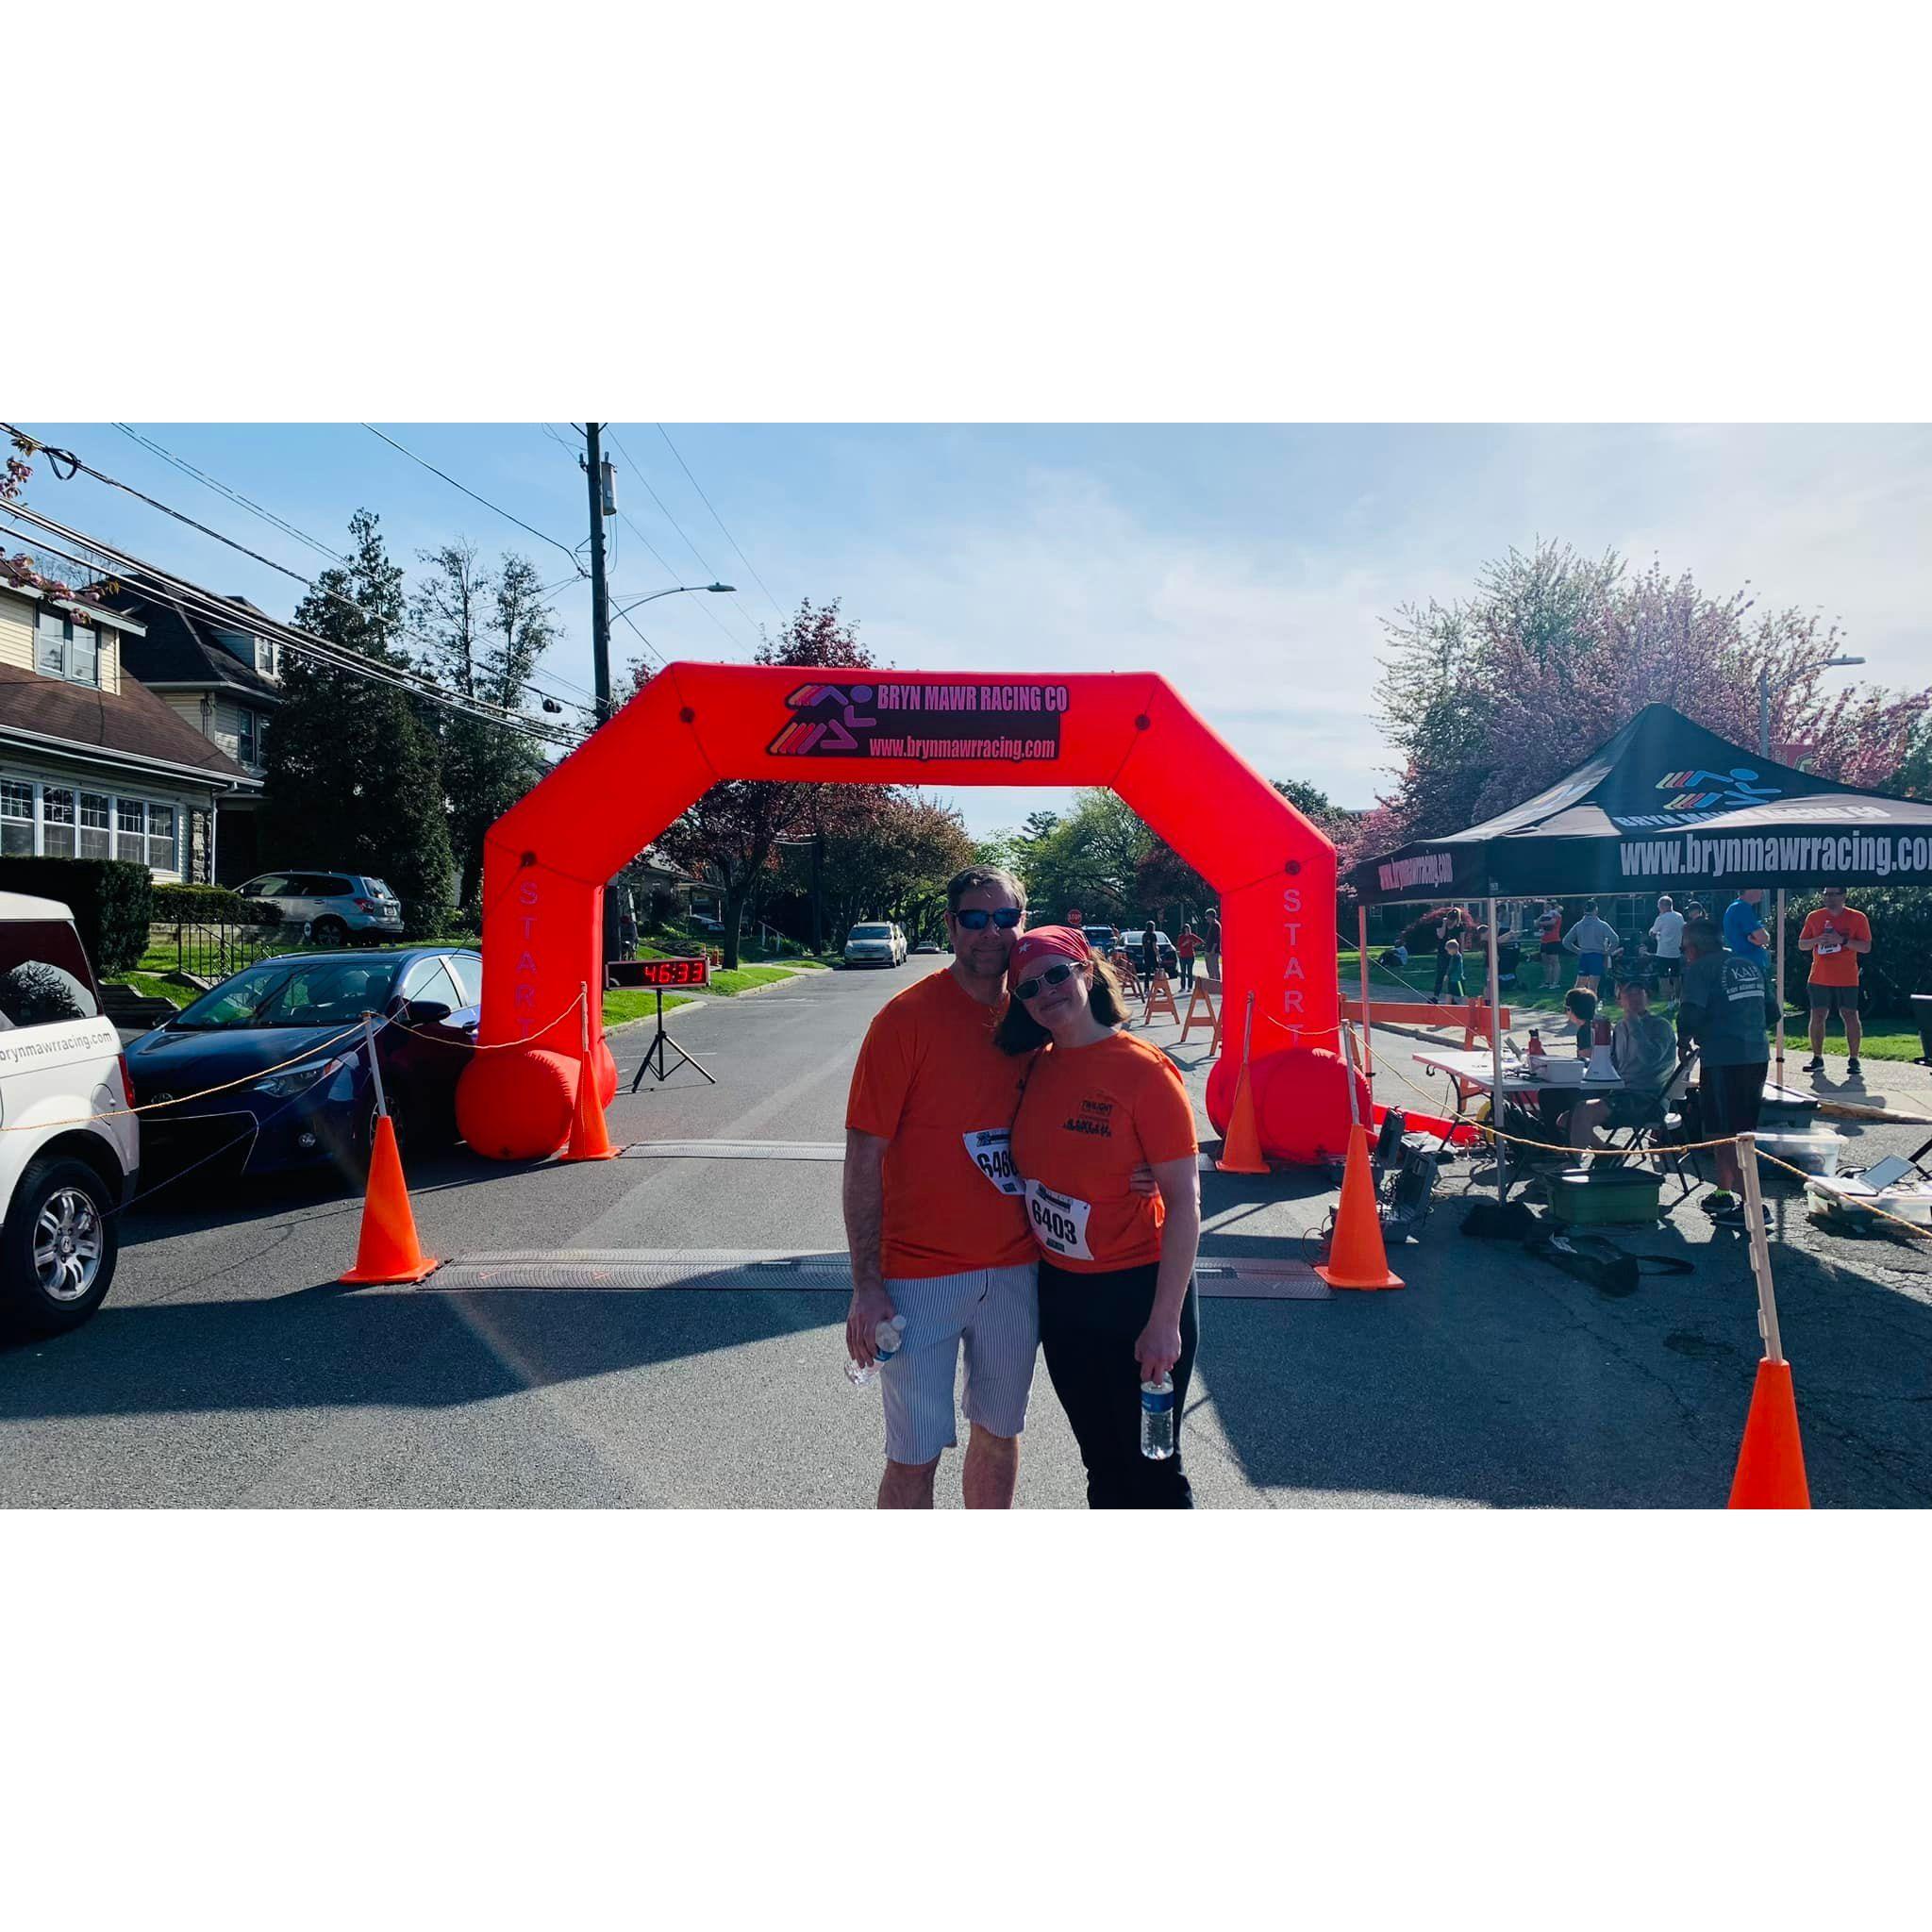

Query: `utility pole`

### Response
(584, 422, 621, 979)
(585, 421, 612, 724)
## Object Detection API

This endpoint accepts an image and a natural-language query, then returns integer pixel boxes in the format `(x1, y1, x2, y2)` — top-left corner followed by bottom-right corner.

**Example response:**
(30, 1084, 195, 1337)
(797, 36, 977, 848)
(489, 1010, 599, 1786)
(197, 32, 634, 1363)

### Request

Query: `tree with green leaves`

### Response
(411, 544, 558, 908)
(260, 508, 455, 917)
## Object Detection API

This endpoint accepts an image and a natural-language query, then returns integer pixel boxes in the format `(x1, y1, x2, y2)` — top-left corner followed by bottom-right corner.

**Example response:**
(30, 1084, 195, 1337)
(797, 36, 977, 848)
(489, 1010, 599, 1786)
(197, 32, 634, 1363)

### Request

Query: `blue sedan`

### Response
(126, 948, 482, 1182)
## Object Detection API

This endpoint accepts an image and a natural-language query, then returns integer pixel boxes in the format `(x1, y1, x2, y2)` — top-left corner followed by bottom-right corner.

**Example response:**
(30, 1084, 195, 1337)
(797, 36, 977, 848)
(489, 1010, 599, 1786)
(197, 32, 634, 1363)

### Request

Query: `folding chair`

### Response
(1605, 1049, 1703, 1208)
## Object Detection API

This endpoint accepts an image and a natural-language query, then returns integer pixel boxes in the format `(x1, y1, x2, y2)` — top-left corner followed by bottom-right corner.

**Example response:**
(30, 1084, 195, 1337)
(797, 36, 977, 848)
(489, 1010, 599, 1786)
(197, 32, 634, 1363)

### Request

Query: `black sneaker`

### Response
(1702, 1190, 1740, 1217)
(1847, 1058, 1862, 1077)
(1802, 1057, 1824, 1074)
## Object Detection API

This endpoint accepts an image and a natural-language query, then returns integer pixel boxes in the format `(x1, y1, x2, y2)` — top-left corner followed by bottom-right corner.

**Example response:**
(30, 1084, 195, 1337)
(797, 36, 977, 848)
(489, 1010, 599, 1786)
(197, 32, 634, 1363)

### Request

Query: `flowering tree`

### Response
(1371, 541, 1929, 845)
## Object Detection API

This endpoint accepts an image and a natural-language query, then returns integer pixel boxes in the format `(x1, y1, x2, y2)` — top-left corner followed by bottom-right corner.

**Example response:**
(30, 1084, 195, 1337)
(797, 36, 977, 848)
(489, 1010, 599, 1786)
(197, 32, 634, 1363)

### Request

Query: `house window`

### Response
(34, 609, 101, 688)
(146, 805, 177, 873)
(239, 709, 259, 767)
(78, 792, 111, 859)
(256, 638, 277, 677)
(0, 780, 33, 856)
(115, 797, 146, 863)
(42, 787, 76, 858)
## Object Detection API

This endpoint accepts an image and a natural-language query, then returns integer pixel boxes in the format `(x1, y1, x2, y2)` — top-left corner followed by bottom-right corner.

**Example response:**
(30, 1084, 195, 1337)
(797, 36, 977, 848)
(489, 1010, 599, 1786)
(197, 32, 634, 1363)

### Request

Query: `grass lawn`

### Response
(602, 988, 698, 1026)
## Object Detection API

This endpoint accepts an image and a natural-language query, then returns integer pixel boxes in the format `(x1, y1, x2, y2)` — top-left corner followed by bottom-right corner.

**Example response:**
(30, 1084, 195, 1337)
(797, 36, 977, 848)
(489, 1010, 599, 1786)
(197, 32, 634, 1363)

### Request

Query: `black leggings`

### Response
(1038, 1259, 1200, 1508)
(1178, 956, 1195, 990)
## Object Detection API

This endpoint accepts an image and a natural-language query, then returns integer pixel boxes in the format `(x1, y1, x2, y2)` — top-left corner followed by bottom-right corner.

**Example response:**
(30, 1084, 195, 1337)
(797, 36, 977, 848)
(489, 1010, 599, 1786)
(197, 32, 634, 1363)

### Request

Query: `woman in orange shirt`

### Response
(995, 926, 1202, 1507)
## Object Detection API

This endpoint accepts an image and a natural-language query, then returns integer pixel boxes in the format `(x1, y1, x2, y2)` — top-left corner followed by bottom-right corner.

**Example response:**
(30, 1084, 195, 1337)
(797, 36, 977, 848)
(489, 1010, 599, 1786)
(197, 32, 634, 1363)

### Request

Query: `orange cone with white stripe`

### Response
(1314, 1123, 1404, 1291)
(341, 1115, 438, 1285)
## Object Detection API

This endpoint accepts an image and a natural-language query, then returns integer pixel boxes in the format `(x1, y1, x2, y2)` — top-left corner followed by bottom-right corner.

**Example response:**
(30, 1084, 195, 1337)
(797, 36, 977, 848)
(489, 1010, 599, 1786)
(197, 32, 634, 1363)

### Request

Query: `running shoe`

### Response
(1847, 1058, 1862, 1077)
(1802, 1057, 1824, 1074)
(1701, 1190, 1740, 1217)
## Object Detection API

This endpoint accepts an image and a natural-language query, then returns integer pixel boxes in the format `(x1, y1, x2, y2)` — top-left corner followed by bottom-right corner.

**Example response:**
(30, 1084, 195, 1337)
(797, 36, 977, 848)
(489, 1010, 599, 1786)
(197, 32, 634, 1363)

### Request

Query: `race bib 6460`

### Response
(964, 1127, 1024, 1197)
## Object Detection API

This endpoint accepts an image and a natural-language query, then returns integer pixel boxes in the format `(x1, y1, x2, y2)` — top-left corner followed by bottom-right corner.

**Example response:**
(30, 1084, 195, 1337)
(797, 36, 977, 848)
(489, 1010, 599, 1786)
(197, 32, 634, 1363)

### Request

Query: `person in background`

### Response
(1537, 900, 1565, 989)
(1683, 899, 1708, 925)
(842, 865, 1038, 1509)
(1562, 902, 1620, 994)
(1563, 985, 1597, 1056)
(1429, 904, 1469, 1003)
(1174, 921, 1201, 991)
(1441, 937, 1465, 1002)
(1676, 919, 1770, 1229)
(1535, 986, 1600, 1141)
(997, 926, 1202, 1508)
(1565, 979, 1680, 1157)
(1723, 887, 1769, 963)
(1202, 907, 1222, 981)
(1138, 920, 1160, 994)
(1647, 893, 1685, 1001)
(1800, 885, 1872, 1079)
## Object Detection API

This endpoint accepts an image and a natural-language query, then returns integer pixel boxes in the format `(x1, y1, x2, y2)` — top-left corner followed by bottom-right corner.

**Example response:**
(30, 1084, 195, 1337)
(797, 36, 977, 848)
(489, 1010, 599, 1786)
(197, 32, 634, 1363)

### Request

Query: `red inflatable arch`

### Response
(457, 665, 1353, 1163)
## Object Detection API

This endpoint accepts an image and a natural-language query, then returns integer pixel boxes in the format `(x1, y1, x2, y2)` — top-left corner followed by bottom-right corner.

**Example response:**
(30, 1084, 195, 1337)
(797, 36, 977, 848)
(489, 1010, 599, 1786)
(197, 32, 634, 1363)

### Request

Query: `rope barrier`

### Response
(1, 990, 592, 1133)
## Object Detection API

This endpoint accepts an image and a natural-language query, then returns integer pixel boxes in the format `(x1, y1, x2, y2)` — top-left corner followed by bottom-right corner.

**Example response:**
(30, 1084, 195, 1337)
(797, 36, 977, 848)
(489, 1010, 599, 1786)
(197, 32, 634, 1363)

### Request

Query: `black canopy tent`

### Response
(1346, 704, 1932, 1197)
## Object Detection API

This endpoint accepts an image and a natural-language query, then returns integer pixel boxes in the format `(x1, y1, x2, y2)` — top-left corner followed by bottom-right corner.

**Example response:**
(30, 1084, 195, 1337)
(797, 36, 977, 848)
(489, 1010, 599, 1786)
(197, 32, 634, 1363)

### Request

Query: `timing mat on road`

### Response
(618, 1138, 1221, 1173)
(420, 1248, 1330, 1301)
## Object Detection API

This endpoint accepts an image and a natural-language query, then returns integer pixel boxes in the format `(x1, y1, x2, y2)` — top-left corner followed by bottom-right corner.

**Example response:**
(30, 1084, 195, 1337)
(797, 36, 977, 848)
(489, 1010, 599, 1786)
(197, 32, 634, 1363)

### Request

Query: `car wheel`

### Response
(356, 1094, 409, 1176)
(313, 915, 349, 945)
(0, 1155, 120, 1337)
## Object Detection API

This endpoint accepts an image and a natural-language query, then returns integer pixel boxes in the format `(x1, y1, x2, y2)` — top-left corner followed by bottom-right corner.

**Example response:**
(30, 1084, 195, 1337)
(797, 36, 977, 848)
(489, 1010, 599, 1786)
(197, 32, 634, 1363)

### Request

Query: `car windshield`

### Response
(173, 958, 402, 1029)
(851, 925, 891, 939)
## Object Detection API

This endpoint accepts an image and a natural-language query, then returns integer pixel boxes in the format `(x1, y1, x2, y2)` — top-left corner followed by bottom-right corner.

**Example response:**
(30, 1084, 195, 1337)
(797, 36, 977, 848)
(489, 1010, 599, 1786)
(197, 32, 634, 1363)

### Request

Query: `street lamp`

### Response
(609, 582, 735, 625)
(1758, 654, 1865, 758)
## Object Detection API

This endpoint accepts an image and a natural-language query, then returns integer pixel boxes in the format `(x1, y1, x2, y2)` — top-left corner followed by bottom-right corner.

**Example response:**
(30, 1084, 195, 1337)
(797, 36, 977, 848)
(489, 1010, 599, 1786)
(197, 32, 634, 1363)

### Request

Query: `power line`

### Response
(654, 423, 789, 623)
(109, 425, 350, 567)
(0, 508, 579, 751)
(603, 428, 764, 651)
(6, 425, 603, 722)
(359, 424, 587, 572)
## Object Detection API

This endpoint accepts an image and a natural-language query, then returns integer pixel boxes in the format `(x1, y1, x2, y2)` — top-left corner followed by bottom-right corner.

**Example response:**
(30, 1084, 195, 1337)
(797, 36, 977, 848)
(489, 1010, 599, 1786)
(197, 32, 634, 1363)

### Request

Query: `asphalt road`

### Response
(4, 955, 1929, 1507)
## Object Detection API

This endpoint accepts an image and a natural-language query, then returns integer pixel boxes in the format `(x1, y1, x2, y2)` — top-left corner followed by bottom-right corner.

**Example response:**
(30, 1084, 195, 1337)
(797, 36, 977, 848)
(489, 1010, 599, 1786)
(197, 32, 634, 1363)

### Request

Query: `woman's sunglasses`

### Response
(953, 908, 1023, 931)
(1014, 960, 1080, 1001)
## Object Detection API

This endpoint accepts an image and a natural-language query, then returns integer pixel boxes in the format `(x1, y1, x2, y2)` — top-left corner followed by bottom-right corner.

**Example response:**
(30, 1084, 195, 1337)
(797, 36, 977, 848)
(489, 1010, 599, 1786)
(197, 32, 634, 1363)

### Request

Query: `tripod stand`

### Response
(629, 987, 716, 1089)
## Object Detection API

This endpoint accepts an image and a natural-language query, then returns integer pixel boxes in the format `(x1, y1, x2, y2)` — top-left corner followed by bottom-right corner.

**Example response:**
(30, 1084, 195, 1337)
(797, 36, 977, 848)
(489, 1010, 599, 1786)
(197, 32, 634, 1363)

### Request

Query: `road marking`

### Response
(417, 1247, 1329, 1301)
(621, 1138, 1221, 1172)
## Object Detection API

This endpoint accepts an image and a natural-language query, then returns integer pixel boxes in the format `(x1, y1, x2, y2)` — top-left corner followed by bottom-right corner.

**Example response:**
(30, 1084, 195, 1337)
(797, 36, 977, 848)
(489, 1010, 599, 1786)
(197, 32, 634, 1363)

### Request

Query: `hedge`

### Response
(0, 857, 152, 976)
(150, 882, 280, 926)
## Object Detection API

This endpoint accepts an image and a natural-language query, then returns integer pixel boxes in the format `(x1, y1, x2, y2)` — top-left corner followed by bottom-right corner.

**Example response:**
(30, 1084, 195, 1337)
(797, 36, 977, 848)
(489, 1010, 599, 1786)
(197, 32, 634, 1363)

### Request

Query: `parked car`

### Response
(689, 912, 725, 936)
(1121, 929, 1180, 976)
(125, 947, 481, 1183)
(0, 891, 140, 1336)
(843, 922, 904, 968)
(236, 870, 404, 943)
(1081, 924, 1121, 957)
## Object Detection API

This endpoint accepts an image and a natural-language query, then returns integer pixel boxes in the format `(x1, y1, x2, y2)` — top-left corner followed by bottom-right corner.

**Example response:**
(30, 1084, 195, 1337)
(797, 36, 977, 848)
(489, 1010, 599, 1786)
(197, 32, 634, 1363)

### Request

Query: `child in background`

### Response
(1442, 938, 1465, 1000)
(1564, 987, 1597, 1057)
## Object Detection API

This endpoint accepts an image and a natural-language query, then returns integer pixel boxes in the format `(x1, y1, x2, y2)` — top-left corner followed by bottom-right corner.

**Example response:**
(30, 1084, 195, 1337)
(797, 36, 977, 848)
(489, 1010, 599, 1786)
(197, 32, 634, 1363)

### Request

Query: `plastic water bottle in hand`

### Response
(845, 1315, 908, 1389)
(1141, 1374, 1175, 1459)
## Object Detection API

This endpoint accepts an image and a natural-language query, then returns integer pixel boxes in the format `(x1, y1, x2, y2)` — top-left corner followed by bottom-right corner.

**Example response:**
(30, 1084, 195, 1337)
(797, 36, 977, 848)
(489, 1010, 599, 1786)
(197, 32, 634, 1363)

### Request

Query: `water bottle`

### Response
(844, 1314, 907, 1389)
(1140, 1374, 1176, 1459)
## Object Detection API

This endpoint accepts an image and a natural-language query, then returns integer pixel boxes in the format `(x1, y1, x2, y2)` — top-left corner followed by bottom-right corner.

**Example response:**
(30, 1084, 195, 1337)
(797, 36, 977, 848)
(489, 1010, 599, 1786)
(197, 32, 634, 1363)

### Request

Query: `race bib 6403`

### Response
(963, 1127, 1024, 1197)
(1024, 1179, 1093, 1261)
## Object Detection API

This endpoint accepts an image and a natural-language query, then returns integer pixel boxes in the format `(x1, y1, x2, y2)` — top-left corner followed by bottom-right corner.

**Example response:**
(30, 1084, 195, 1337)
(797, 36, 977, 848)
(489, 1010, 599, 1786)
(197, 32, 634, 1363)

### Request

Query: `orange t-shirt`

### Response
(1801, 908, 1870, 987)
(1009, 1031, 1199, 1273)
(845, 968, 1035, 1279)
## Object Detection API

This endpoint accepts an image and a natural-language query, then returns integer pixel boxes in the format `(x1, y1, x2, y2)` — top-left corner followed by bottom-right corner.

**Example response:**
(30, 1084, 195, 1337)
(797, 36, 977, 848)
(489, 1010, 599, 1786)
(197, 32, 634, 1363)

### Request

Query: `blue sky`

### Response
(9, 423, 1929, 838)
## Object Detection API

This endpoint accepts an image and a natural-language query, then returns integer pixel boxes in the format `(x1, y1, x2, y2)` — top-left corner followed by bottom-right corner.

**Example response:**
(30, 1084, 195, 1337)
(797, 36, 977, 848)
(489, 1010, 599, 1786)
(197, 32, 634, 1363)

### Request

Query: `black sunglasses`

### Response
(953, 907, 1023, 931)
(1014, 960, 1080, 1001)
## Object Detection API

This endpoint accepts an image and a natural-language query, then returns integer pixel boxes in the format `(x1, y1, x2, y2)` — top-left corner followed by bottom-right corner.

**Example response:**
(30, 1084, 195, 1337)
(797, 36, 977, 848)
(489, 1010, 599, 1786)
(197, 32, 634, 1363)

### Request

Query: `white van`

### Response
(0, 891, 140, 1335)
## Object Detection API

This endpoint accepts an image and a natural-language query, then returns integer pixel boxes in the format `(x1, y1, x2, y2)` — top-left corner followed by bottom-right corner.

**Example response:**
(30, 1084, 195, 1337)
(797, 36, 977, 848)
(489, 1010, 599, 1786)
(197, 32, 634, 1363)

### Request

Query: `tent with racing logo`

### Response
(1348, 702, 1932, 904)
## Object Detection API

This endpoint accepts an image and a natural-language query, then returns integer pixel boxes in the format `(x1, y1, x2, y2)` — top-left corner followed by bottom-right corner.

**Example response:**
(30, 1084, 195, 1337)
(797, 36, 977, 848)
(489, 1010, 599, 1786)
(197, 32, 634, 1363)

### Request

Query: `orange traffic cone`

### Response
(561, 1031, 617, 1162)
(340, 1114, 439, 1284)
(1727, 1359, 1811, 1507)
(1314, 1123, 1405, 1291)
(1215, 1061, 1268, 1174)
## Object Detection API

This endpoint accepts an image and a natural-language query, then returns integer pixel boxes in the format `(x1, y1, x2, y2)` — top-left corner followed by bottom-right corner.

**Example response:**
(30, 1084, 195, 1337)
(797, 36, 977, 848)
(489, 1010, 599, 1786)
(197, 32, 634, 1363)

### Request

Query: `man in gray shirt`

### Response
(1565, 980, 1681, 1154)
(1675, 920, 1770, 1226)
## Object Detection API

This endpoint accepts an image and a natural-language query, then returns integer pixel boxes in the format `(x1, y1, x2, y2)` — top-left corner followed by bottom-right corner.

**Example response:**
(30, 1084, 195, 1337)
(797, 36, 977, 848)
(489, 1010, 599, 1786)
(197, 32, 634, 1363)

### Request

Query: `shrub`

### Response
(399, 896, 465, 941)
(0, 857, 151, 975)
(150, 882, 280, 926)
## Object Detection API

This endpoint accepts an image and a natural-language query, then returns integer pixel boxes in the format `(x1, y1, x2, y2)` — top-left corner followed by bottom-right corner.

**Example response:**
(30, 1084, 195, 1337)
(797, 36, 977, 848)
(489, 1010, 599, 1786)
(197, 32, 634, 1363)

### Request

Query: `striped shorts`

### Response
(880, 1261, 1040, 1465)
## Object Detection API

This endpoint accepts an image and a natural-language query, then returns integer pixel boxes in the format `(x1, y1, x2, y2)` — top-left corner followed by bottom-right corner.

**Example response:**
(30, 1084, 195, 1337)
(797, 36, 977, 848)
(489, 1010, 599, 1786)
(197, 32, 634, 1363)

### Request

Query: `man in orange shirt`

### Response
(1799, 885, 1873, 1077)
(843, 865, 1039, 1508)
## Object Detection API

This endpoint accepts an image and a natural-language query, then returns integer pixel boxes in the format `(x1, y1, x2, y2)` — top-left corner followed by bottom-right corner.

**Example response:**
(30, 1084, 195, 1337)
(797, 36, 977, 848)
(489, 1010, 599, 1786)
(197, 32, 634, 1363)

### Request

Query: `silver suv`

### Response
(239, 870, 404, 943)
